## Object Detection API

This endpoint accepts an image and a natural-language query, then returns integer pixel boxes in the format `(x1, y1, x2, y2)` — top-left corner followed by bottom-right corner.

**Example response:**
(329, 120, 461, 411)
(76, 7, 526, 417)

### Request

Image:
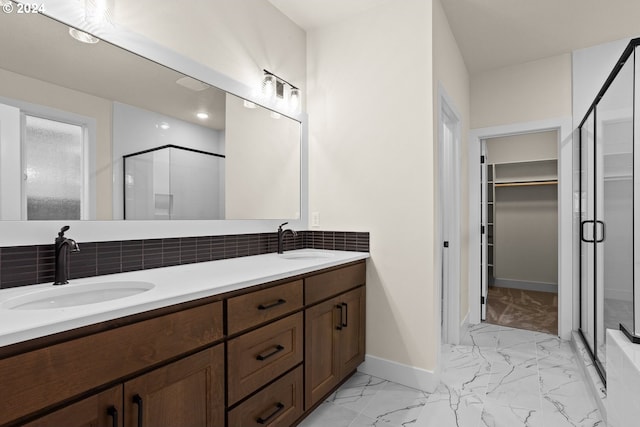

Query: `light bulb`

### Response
(196, 112, 209, 120)
(263, 74, 276, 100)
(289, 88, 301, 113)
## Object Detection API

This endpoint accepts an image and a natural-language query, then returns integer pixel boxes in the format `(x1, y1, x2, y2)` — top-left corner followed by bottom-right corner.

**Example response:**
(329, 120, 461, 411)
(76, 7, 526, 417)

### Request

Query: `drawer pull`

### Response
(256, 402, 285, 424)
(133, 394, 143, 427)
(107, 406, 118, 427)
(342, 302, 348, 327)
(336, 304, 343, 330)
(256, 344, 285, 361)
(258, 299, 287, 310)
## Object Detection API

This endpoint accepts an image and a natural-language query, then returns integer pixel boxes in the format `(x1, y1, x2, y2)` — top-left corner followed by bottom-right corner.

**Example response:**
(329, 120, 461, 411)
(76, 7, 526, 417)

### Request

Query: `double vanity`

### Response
(0, 249, 368, 427)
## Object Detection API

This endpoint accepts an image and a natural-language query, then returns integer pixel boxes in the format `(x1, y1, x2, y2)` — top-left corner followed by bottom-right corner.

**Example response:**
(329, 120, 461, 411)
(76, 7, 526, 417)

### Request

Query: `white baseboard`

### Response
(357, 354, 439, 393)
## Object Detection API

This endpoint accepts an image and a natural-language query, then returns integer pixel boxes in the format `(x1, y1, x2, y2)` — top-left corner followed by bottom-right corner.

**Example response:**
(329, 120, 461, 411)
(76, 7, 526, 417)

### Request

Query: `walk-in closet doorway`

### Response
(469, 118, 573, 340)
(481, 131, 559, 335)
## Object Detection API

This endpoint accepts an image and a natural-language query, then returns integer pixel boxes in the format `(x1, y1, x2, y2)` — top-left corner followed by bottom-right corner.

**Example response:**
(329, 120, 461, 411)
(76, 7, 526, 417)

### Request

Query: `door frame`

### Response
(437, 85, 462, 345)
(468, 118, 573, 340)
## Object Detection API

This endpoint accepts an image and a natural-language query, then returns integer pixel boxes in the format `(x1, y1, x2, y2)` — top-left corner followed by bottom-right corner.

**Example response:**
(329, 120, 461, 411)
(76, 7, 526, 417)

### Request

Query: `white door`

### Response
(439, 99, 461, 344)
(480, 141, 488, 321)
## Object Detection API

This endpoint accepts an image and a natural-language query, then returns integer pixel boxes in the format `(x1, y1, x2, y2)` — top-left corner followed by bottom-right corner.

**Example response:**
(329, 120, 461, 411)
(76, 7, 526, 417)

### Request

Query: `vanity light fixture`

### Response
(196, 112, 209, 120)
(262, 70, 301, 114)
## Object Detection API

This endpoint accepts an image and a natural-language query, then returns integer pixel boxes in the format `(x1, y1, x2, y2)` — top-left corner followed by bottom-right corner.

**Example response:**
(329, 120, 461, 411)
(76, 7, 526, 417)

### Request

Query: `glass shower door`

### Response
(595, 57, 634, 371)
(580, 111, 596, 357)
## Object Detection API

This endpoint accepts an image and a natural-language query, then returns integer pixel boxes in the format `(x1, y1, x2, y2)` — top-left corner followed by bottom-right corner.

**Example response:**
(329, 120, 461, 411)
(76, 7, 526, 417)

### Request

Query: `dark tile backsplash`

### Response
(0, 230, 369, 289)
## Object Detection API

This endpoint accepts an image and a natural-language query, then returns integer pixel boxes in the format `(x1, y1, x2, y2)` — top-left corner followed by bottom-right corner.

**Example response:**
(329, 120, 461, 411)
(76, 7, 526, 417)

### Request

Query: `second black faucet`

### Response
(277, 222, 297, 254)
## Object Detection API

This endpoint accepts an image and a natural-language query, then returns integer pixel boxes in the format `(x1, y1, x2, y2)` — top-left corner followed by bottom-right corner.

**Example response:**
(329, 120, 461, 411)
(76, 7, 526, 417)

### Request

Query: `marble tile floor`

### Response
(299, 323, 604, 427)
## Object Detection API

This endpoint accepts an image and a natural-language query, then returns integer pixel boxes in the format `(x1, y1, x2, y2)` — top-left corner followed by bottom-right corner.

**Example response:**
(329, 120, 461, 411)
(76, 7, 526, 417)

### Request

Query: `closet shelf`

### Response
(495, 180, 557, 188)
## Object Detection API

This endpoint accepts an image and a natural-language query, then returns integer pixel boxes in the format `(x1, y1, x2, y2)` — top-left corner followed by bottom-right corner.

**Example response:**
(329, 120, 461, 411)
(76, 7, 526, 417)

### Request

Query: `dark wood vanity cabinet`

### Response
(21, 386, 122, 427)
(22, 346, 225, 427)
(0, 260, 366, 427)
(304, 264, 366, 410)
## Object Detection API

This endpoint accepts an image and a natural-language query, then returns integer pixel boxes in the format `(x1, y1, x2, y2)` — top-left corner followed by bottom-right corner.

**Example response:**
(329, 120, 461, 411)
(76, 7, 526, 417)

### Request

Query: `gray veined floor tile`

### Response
(327, 373, 389, 413)
(540, 394, 604, 427)
(479, 400, 543, 427)
(303, 324, 603, 427)
(485, 363, 541, 410)
(415, 383, 485, 427)
(360, 381, 429, 426)
(297, 401, 359, 427)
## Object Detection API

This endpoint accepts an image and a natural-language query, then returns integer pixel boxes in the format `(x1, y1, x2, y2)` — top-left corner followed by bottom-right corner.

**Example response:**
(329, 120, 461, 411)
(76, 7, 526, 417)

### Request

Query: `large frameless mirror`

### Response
(0, 10, 301, 221)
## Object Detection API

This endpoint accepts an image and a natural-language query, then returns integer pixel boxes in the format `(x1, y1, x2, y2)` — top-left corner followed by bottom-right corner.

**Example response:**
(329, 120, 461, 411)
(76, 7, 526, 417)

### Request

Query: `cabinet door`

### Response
(338, 287, 366, 377)
(304, 296, 341, 409)
(22, 386, 122, 427)
(124, 345, 224, 427)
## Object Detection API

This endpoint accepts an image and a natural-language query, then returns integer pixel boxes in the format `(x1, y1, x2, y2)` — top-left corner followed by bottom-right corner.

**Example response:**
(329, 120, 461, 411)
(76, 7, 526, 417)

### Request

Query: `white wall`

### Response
(114, 0, 307, 105)
(307, 0, 438, 382)
(471, 54, 572, 129)
(433, 0, 470, 326)
(225, 94, 301, 220)
(572, 38, 631, 127)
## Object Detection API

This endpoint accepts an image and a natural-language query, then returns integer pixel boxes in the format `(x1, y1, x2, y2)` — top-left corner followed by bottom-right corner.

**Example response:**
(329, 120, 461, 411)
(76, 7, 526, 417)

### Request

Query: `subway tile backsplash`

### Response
(0, 231, 369, 289)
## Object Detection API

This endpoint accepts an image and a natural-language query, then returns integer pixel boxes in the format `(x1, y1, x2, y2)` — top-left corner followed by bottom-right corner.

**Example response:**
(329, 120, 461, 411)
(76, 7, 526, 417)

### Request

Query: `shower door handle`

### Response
(581, 220, 595, 243)
(596, 220, 606, 243)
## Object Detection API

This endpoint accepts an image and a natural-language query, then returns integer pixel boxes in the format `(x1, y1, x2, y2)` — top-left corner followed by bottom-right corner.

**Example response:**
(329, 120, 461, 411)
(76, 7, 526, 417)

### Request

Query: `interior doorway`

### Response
(438, 88, 461, 345)
(480, 130, 559, 335)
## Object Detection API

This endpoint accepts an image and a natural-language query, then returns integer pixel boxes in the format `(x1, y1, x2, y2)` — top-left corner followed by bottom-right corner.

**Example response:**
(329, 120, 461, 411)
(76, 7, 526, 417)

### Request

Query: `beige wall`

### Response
(433, 0, 470, 324)
(307, 0, 437, 371)
(114, 0, 306, 103)
(225, 94, 301, 219)
(471, 54, 572, 128)
(0, 68, 113, 219)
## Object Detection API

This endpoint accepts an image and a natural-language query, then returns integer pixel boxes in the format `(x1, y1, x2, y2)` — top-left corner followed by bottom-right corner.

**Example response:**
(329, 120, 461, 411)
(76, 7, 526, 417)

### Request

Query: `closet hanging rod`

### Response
(494, 180, 558, 188)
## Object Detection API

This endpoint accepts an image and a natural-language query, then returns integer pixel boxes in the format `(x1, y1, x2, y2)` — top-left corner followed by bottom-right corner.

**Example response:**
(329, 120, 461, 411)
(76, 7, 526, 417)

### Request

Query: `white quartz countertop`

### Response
(0, 249, 369, 347)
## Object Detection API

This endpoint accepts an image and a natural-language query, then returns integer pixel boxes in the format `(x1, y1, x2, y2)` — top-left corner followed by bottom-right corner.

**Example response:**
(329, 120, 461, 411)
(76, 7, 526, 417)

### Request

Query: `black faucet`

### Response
(277, 222, 297, 254)
(54, 225, 80, 285)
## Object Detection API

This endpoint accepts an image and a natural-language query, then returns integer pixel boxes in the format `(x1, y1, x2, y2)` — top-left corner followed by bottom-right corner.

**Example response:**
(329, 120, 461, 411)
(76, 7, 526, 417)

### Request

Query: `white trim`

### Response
(437, 84, 462, 346)
(468, 118, 573, 340)
(357, 354, 439, 393)
(460, 311, 470, 339)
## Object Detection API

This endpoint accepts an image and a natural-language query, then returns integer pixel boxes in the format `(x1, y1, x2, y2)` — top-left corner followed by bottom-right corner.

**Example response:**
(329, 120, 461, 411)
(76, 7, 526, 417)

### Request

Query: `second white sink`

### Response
(279, 251, 336, 260)
(1, 281, 155, 310)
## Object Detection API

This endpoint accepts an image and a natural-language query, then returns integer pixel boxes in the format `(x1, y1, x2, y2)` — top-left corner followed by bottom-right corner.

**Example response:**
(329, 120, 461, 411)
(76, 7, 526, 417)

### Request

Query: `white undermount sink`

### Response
(1, 281, 155, 310)
(279, 251, 336, 260)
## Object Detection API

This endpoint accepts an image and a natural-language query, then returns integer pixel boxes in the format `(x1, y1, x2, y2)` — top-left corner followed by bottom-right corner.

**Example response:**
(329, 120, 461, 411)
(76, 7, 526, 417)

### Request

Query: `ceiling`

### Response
(269, 0, 640, 75)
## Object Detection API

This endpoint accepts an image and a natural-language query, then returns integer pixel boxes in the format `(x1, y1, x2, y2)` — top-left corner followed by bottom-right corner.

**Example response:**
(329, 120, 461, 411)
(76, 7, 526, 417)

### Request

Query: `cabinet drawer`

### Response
(0, 301, 223, 426)
(227, 312, 303, 405)
(227, 280, 303, 335)
(305, 262, 365, 305)
(228, 366, 303, 427)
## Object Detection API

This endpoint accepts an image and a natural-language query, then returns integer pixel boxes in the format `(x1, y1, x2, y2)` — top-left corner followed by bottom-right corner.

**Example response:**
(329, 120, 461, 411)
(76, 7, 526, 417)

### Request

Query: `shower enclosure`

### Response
(578, 38, 640, 381)
(123, 144, 225, 220)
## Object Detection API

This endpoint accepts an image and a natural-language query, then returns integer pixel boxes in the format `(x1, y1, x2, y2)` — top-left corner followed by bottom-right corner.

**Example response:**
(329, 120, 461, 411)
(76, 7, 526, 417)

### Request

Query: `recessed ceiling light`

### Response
(243, 100, 257, 109)
(176, 77, 210, 92)
(196, 112, 209, 120)
(68, 27, 99, 44)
